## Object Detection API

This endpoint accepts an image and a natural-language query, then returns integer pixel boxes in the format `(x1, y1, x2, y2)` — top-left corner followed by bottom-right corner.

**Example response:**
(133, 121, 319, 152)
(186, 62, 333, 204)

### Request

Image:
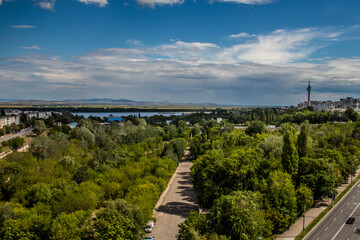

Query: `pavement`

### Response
(0, 129, 33, 144)
(304, 178, 360, 240)
(277, 166, 360, 240)
(149, 147, 198, 240)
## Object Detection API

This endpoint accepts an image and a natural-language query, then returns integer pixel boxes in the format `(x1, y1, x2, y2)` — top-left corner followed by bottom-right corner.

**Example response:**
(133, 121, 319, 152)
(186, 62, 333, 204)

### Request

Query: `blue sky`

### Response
(1, 0, 360, 105)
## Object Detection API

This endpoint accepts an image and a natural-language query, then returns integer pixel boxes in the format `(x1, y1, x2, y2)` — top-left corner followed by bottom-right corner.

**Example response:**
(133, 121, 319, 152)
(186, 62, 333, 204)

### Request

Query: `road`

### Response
(149, 148, 198, 240)
(305, 179, 360, 240)
(0, 128, 33, 144)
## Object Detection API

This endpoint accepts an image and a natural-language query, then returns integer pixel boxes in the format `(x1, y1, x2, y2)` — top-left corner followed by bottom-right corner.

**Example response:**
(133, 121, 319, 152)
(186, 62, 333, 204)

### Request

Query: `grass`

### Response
(295, 174, 360, 240)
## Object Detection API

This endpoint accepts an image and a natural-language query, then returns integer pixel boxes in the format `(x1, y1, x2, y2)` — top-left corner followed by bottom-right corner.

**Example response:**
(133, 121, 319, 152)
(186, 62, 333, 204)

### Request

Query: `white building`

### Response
(4, 109, 22, 116)
(298, 97, 360, 111)
(25, 111, 52, 120)
(0, 115, 20, 128)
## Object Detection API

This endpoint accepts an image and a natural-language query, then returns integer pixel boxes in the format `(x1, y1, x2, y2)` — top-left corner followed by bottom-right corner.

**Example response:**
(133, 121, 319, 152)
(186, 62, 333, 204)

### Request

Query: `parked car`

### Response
(144, 236, 155, 240)
(346, 217, 355, 224)
(144, 220, 155, 233)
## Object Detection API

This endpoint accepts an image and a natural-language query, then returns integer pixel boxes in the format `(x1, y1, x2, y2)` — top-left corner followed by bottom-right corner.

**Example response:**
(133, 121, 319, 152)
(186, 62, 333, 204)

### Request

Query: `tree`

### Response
(282, 130, 299, 175)
(191, 123, 201, 136)
(298, 157, 336, 200)
(265, 170, 297, 232)
(50, 211, 90, 240)
(296, 184, 313, 213)
(70, 127, 95, 148)
(31, 135, 59, 159)
(345, 107, 359, 122)
(297, 121, 309, 158)
(259, 135, 283, 157)
(245, 121, 266, 136)
(73, 165, 90, 184)
(2, 137, 24, 150)
(34, 120, 47, 135)
(94, 199, 144, 240)
(210, 191, 266, 240)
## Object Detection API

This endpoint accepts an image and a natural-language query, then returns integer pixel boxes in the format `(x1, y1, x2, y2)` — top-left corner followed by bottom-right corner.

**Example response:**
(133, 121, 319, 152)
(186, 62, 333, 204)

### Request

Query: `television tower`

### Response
(307, 81, 311, 102)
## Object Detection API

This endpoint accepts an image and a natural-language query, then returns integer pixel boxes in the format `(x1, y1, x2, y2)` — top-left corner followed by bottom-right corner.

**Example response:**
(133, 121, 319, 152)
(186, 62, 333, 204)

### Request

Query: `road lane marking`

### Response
(354, 227, 357, 232)
(316, 238, 319, 240)
(333, 217, 336, 221)
(325, 227, 328, 231)
(341, 209, 343, 213)
(331, 201, 360, 240)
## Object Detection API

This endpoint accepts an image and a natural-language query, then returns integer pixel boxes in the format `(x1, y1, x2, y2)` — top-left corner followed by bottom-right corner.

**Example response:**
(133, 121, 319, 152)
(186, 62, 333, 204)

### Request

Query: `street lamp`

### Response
(303, 197, 313, 239)
(351, 158, 358, 185)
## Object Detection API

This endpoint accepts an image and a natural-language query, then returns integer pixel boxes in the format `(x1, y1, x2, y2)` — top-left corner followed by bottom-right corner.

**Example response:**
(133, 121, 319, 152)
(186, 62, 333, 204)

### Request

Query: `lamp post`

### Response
(303, 197, 313, 239)
(351, 158, 357, 185)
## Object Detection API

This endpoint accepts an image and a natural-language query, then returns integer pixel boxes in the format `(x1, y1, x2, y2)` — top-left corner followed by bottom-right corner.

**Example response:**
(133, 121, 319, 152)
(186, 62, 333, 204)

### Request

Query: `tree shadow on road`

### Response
(156, 202, 198, 218)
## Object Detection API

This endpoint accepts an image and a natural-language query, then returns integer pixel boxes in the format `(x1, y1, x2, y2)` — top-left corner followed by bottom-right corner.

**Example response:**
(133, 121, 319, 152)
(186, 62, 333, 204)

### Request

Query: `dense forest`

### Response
(0, 117, 188, 239)
(178, 119, 360, 240)
(1, 107, 360, 240)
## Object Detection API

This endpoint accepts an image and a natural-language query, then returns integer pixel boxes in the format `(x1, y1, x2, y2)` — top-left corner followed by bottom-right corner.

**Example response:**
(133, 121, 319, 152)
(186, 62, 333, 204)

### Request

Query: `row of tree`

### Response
(179, 119, 360, 239)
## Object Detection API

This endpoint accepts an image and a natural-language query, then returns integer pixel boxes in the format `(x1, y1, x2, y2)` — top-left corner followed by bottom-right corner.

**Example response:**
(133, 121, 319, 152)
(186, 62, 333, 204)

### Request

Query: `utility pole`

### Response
(303, 197, 313, 239)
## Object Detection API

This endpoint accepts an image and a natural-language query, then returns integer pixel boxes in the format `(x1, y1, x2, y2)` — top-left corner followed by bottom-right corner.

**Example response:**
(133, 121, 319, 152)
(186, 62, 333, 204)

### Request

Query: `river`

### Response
(73, 112, 189, 118)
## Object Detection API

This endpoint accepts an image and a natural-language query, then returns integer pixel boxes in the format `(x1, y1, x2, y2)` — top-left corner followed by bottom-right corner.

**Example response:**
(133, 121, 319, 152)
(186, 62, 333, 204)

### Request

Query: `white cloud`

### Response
(23, 46, 41, 50)
(35, 0, 56, 10)
(12, 25, 36, 29)
(2, 51, 360, 105)
(126, 39, 142, 45)
(0, 0, 3, 6)
(217, 0, 274, 5)
(228, 32, 256, 38)
(134, 0, 184, 7)
(154, 41, 219, 61)
(77, 0, 108, 7)
(219, 28, 340, 64)
(0, 27, 357, 105)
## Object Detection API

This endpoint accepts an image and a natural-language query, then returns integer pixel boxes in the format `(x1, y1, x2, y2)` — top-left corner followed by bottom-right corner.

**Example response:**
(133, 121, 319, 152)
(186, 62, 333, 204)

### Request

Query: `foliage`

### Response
(282, 130, 299, 175)
(297, 121, 308, 158)
(245, 120, 266, 136)
(0, 118, 181, 239)
(34, 120, 47, 135)
(2, 137, 24, 150)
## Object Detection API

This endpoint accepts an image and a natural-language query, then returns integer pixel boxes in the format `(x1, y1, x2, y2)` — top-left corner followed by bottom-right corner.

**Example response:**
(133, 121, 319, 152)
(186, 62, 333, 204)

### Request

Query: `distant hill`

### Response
(0, 98, 219, 107)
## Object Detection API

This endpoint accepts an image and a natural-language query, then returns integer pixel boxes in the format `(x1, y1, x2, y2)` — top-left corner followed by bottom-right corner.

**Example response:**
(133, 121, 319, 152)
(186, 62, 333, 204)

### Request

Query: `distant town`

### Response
(298, 82, 360, 112)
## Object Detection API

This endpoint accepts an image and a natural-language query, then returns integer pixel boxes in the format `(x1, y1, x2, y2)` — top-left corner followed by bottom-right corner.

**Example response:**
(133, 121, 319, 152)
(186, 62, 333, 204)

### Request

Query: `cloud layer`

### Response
(1, 27, 358, 105)
(0, 0, 277, 9)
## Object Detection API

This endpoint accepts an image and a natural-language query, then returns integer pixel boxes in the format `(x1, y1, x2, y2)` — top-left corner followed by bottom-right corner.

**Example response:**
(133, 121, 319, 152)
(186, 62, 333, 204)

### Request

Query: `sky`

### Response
(1, 0, 360, 105)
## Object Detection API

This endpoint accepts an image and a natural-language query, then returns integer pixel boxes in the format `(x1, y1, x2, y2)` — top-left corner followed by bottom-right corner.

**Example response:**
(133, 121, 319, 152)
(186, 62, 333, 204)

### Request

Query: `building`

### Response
(297, 83, 360, 111)
(25, 111, 52, 120)
(4, 109, 22, 116)
(0, 115, 20, 128)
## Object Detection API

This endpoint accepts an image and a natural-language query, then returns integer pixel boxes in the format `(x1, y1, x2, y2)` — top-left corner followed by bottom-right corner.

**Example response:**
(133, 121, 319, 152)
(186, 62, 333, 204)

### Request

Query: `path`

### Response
(149, 147, 198, 240)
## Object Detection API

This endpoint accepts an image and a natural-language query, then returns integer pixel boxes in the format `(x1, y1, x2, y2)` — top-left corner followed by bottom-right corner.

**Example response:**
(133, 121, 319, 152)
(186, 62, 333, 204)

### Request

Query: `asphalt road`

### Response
(305, 179, 360, 240)
(149, 149, 198, 240)
(0, 128, 33, 143)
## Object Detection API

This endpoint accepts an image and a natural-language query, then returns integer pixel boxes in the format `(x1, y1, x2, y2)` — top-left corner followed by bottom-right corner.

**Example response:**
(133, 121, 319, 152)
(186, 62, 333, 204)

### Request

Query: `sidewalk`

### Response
(277, 166, 360, 240)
